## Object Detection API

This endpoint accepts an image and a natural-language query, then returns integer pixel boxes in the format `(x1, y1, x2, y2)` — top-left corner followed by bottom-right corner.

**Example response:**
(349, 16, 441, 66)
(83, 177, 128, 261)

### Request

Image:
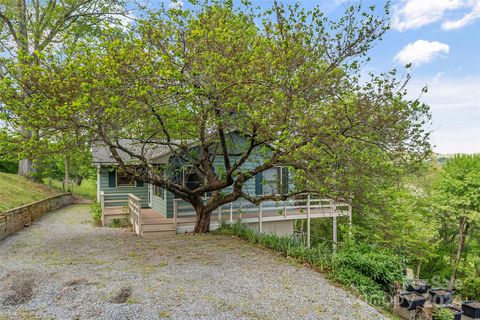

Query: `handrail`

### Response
(128, 194, 142, 235)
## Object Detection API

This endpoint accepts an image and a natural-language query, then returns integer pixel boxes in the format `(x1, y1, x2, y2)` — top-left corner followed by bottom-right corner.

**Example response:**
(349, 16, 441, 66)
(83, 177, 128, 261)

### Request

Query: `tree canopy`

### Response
(0, 1, 431, 232)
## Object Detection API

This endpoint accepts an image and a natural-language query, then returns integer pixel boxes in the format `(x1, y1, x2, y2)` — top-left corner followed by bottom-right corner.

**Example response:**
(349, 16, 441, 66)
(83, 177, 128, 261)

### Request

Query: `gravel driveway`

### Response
(0, 204, 388, 320)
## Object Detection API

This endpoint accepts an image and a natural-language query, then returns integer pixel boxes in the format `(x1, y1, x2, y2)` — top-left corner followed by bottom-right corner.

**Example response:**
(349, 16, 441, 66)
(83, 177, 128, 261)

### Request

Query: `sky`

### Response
(164, 0, 480, 154)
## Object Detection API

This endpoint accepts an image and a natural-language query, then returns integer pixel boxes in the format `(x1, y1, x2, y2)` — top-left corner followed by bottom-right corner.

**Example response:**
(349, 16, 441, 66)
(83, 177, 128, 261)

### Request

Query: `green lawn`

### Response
(0, 172, 59, 212)
(43, 178, 97, 201)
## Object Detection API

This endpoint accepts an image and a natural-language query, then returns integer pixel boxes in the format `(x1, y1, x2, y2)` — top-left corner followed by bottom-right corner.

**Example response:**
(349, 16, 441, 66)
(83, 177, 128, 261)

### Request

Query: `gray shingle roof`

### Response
(91, 140, 173, 165)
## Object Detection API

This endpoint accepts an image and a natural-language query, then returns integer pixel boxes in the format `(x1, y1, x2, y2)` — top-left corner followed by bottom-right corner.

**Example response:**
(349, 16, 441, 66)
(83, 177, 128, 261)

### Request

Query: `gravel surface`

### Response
(0, 204, 388, 320)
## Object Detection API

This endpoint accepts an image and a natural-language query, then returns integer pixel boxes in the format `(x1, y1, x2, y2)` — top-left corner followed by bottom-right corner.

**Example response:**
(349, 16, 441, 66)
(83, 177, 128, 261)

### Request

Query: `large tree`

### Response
(2, 1, 431, 233)
(0, 0, 127, 177)
(432, 155, 480, 289)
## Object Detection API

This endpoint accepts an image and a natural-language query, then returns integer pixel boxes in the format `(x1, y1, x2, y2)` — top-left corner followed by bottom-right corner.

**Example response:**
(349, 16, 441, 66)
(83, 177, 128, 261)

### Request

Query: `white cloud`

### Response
(394, 40, 450, 66)
(442, 0, 480, 29)
(392, 0, 466, 31)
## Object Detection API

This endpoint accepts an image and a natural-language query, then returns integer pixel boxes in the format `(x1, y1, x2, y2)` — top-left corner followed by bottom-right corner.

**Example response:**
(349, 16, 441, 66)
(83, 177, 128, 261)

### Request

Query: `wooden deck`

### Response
(103, 198, 351, 239)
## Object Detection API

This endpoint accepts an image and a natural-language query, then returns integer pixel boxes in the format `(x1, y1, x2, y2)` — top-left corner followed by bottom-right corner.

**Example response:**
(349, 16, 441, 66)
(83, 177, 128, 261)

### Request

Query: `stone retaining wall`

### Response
(0, 193, 73, 240)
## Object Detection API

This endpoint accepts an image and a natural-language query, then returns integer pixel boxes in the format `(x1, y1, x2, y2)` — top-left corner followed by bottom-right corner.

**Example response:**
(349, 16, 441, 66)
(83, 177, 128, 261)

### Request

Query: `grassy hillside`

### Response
(0, 172, 59, 212)
(43, 178, 96, 201)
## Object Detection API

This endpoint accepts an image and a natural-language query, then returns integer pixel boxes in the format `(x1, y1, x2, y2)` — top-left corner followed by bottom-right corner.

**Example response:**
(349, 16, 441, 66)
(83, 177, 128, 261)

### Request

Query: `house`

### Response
(92, 136, 352, 243)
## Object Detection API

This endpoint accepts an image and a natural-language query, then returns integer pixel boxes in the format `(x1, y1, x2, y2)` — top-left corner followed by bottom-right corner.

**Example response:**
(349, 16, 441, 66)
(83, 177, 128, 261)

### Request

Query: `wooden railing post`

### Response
(332, 200, 337, 252)
(348, 201, 353, 240)
(100, 191, 105, 209)
(137, 197, 142, 235)
(173, 199, 178, 230)
(100, 191, 105, 226)
(307, 194, 311, 248)
(259, 202, 263, 233)
(217, 205, 222, 223)
(284, 201, 287, 218)
(230, 202, 233, 224)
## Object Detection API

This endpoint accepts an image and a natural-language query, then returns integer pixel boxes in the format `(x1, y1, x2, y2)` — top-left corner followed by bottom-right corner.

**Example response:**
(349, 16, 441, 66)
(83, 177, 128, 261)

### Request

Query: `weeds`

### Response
(90, 202, 102, 226)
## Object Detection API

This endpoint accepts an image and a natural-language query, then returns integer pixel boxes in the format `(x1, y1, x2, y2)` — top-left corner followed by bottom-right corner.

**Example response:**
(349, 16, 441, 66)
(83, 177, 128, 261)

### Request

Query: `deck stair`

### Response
(140, 212, 176, 238)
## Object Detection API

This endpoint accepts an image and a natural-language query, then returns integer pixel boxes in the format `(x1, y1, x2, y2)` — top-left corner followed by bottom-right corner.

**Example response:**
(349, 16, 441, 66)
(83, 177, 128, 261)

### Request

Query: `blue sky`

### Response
(164, 0, 480, 154)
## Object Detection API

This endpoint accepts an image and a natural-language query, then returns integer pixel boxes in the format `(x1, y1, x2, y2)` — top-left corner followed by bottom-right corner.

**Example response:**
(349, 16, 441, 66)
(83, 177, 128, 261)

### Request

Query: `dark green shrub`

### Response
(90, 202, 102, 226)
(333, 243, 405, 290)
(216, 223, 404, 306)
(0, 160, 18, 174)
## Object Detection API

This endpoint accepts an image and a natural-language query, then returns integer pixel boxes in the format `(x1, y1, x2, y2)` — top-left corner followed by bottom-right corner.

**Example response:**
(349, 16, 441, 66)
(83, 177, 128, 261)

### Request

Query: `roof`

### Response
(91, 140, 174, 165)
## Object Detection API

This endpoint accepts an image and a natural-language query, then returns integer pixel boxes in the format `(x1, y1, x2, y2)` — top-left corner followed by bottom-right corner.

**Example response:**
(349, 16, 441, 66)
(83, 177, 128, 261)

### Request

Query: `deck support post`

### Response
(173, 200, 178, 231)
(307, 194, 311, 248)
(348, 202, 353, 240)
(259, 202, 263, 233)
(332, 200, 337, 253)
(284, 201, 287, 218)
(218, 206, 222, 224)
(230, 202, 233, 224)
(239, 198, 243, 222)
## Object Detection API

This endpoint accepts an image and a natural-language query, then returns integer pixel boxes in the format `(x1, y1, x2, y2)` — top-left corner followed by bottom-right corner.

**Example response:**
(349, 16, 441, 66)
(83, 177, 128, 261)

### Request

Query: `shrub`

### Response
(0, 160, 18, 174)
(333, 243, 405, 291)
(432, 306, 453, 320)
(216, 222, 405, 306)
(461, 275, 480, 300)
(90, 202, 102, 226)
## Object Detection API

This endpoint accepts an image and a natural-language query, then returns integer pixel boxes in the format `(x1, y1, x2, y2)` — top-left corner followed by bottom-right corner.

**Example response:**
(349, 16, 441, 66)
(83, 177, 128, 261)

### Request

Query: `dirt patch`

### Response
(64, 278, 88, 287)
(109, 286, 132, 304)
(2, 277, 35, 306)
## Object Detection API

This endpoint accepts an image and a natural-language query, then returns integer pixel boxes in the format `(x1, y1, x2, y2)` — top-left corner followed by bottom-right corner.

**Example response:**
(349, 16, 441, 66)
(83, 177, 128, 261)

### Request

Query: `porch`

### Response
(100, 192, 352, 244)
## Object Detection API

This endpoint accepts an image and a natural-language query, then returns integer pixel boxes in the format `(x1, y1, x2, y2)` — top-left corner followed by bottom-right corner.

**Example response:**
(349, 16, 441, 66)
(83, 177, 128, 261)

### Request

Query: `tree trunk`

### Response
(194, 207, 212, 233)
(64, 156, 70, 191)
(17, 128, 34, 177)
(75, 175, 83, 186)
(448, 215, 467, 290)
(18, 158, 33, 176)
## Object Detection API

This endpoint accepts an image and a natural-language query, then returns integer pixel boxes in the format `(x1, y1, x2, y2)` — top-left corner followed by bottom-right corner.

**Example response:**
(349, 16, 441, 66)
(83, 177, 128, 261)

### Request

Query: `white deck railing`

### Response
(128, 194, 142, 235)
(173, 195, 352, 225)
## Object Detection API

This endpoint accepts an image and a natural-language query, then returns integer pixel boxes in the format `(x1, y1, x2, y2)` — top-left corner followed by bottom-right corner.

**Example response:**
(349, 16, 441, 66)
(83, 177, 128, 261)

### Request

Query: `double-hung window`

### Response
(255, 166, 289, 195)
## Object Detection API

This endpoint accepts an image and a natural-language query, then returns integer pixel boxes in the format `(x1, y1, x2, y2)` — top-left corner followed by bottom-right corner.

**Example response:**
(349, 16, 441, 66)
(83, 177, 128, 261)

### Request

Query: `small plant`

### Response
(90, 202, 102, 226)
(433, 306, 453, 320)
(111, 219, 122, 228)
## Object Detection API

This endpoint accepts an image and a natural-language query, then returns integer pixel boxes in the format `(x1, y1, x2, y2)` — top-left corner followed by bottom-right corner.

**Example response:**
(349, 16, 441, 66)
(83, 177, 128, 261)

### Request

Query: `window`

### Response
(154, 185, 164, 199)
(185, 168, 202, 191)
(117, 167, 135, 186)
(173, 166, 205, 198)
(152, 166, 165, 199)
(263, 167, 281, 195)
(256, 166, 289, 195)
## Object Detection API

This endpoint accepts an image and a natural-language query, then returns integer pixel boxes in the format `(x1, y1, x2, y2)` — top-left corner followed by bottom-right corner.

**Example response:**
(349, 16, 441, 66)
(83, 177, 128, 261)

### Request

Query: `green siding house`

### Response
(92, 136, 351, 240)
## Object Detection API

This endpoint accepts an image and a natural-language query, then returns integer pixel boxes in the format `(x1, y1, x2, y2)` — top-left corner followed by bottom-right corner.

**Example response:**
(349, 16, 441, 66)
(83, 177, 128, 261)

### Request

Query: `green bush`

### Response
(432, 306, 453, 320)
(461, 276, 480, 300)
(90, 202, 102, 226)
(333, 243, 405, 289)
(216, 222, 405, 306)
(0, 160, 18, 174)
